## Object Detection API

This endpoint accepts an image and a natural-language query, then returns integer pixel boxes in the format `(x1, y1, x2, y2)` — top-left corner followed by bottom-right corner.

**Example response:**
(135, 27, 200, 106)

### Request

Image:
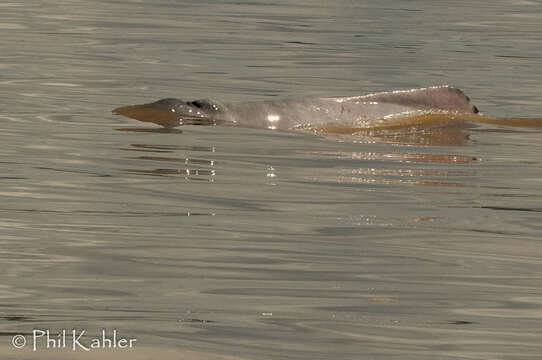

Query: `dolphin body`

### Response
(113, 86, 542, 134)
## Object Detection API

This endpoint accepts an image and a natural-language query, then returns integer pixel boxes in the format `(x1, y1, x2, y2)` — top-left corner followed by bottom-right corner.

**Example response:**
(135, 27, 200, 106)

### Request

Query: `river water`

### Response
(1, 1, 542, 359)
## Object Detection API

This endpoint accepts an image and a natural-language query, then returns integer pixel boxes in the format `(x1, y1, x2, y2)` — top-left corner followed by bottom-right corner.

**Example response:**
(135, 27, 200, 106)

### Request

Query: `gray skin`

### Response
(113, 86, 479, 130)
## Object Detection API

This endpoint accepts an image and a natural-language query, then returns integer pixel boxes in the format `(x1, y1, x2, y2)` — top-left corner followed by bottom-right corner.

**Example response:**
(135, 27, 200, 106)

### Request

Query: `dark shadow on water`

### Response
(446, 320, 477, 325)
(0, 315, 33, 322)
(480, 206, 542, 212)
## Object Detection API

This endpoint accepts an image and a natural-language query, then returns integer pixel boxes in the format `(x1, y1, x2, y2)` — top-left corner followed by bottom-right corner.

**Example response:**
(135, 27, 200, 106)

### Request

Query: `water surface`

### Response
(1, 1, 542, 359)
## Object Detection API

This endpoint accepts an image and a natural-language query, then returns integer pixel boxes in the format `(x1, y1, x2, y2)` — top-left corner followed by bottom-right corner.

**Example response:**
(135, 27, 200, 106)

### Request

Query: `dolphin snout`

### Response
(113, 101, 182, 128)
(114, 98, 219, 128)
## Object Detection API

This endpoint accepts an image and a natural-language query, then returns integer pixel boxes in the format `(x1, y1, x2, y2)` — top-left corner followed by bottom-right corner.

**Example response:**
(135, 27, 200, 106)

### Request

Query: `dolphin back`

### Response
(337, 86, 478, 114)
(221, 86, 479, 130)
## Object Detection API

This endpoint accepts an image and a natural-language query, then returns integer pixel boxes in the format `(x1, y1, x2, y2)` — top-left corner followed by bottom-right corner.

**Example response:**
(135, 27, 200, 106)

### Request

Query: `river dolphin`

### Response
(113, 86, 542, 135)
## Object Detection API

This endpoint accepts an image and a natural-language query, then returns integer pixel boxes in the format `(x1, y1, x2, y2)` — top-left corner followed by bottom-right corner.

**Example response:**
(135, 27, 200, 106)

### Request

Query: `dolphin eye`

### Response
(190, 100, 207, 108)
(188, 99, 219, 113)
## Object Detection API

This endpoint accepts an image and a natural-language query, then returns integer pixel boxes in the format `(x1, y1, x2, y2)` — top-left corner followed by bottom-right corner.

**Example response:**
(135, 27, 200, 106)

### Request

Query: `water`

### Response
(1, 1, 542, 359)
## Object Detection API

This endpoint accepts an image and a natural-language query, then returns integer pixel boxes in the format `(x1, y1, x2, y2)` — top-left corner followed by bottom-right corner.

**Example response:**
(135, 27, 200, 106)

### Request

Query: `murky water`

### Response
(2, 1, 542, 359)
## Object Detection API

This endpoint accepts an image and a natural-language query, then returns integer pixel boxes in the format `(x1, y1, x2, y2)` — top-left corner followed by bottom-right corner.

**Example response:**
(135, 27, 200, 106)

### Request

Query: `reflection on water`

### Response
(310, 175, 467, 187)
(121, 143, 216, 180)
(126, 168, 216, 179)
(131, 156, 215, 167)
(115, 127, 184, 134)
(344, 128, 471, 146)
(304, 150, 478, 163)
(2, 1, 542, 360)
(122, 144, 216, 153)
(339, 167, 473, 177)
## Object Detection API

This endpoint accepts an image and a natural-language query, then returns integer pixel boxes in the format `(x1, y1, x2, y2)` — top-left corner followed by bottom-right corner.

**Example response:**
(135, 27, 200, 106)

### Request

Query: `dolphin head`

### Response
(113, 98, 222, 128)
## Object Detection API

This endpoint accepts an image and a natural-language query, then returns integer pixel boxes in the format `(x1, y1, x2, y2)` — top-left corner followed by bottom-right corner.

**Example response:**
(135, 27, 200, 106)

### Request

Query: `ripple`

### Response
(0, 23, 25, 29)
(40, 82, 81, 87)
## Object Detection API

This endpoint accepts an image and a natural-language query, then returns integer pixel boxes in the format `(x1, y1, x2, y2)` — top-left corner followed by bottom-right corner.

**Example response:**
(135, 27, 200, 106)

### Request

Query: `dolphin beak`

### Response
(113, 102, 182, 128)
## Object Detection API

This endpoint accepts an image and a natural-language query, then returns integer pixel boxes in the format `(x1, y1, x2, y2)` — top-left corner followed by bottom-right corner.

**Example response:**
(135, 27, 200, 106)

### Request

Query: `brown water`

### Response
(1, 1, 542, 359)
